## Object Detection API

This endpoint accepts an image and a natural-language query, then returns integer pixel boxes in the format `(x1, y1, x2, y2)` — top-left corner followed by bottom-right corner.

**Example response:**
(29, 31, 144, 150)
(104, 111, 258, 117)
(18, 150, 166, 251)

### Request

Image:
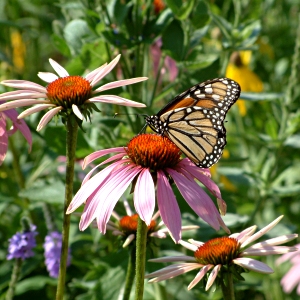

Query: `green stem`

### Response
(221, 270, 235, 300)
(123, 248, 136, 300)
(56, 115, 78, 300)
(134, 217, 148, 300)
(6, 258, 23, 300)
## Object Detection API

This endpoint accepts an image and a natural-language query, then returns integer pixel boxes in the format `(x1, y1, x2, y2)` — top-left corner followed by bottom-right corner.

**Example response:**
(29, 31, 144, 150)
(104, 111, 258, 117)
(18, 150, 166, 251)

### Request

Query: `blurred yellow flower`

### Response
(10, 30, 26, 73)
(226, 51, 263, 116)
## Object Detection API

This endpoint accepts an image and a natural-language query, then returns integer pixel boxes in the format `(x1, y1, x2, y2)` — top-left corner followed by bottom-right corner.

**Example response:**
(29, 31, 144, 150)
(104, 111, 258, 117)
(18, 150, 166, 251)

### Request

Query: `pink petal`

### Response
(167, 168, 225, 232)
(0, 99, 50, 112)
(90, 54, 121, 87)
(88, 95, 146, 107)
(242, 246, 298, 256)
(11, 119, 32, 151)
(95, 77, 148, 92)
(134, 168, 155, 225)
(67, 160, 122, 213)
(206, 264, 221, 290)
(232, 226, 257, 243)
(96, 166, 142, 233)
(281, 264, 300, 293)
(1, 80, 46, 93)
(37, 72, 59, 83)
(83, 147, 126, 168)
(0, 90, 46, 101)
(0, 116, 8, 165)
(251, 234, 298, 249)
(18, 104, 55, 119)
(36, 106, 63, 131)
(157, 170, 182, 243)
(188, 265, 214, 290)
(49, 58, 70, 77)
(148, 256, 195, 263)
(233, 257, 273, 273)
(179, 240, 198, 251)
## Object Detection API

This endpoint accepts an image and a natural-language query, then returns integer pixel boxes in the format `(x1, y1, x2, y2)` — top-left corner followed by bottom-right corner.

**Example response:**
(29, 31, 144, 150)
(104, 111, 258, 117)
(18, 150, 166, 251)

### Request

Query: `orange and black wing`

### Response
(145, 78, 241, 168)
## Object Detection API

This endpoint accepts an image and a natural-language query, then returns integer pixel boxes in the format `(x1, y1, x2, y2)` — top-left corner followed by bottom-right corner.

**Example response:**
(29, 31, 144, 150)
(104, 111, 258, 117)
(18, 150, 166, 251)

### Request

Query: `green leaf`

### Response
(272, 184, 300, 197)
(15, 276, 57, 295)
(284, 134, 300, 148)
(162, 19, 185, 61)
(176, 0, 195, 20)
(51, 34, 71, 57)
(240, 92, 283, 101)
(180, 53, 218, 70)
(165, 0, 182, 15)
(191, 1, 210, 28)
(19, 178, 65, 204)
(112, 0, 130, 27)
(64, 19, 94, 55)
(239, 20, 261, 47)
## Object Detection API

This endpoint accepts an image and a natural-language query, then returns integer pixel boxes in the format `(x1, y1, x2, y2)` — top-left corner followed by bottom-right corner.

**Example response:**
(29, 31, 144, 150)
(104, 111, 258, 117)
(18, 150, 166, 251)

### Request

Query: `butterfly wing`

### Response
(146, 78, 241, 168)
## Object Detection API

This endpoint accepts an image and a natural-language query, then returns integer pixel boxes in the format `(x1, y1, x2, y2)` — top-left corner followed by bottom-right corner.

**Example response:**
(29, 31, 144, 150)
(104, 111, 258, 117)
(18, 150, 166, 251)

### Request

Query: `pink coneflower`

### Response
(0, 100, 32, 165)
(67, 133, 229, 243)
(276, 243, 300, 295)
(105, 199, 199, 247)
(0, 55, 147, 131)
(145, 216, 298, 291)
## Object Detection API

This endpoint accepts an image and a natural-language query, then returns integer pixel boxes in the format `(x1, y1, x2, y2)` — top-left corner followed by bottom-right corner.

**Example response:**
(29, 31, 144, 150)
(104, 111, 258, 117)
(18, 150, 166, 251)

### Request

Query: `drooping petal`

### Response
(88, 95, 146, 107)
(232, 225, 257, 243)
(157, 170, 182, 243)
(49, 58, 70, 77)
(187, 239, 204, 248)
(0, 99, 50, 112)
(37, 72, 59, 83)
(95, 77, 148, 92)
(0, 90, 46, 101)
(83, 147, 126, 168)
(1, 80, 46, 93)
(233, 257, 273, 273)
(123, 234, 136, 247)
(241, 216, 284, 248)
(96, 166, 142, 233)
(18, 104, 56, 119)
(72, 104, 83, 120)
(167, 168, 226, 232)
(134, 168, 155, 225)
(205, 264, 221, 290)
(188, 265, 214, 290)
(67, 160, 121, 213)
(280, 264, 300, 293)
(11, 119, 32, 151)
(90, 54, 121, 87)
(0, 116, 8, 165)
(36, 106, 63, 131)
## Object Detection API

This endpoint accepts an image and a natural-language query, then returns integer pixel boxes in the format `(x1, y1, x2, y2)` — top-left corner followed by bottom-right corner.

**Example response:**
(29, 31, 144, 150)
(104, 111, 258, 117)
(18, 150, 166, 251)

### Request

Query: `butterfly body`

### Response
(145, 78, 241, 168)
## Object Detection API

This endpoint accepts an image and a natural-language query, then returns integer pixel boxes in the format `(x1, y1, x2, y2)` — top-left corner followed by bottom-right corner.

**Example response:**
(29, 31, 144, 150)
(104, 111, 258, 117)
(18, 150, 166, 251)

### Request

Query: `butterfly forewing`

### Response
(145, 78, 241, 168)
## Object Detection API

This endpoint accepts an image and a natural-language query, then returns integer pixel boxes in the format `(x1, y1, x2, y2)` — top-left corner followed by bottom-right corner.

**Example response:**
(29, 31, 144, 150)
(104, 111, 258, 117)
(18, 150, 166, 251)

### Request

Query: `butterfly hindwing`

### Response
(145, 78, 241, 168)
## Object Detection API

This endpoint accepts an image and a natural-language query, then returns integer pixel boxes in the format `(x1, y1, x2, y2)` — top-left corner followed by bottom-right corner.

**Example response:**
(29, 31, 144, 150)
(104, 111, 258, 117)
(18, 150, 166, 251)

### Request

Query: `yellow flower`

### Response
(226, 51, 263, 116)
(10, 30, 26, 73)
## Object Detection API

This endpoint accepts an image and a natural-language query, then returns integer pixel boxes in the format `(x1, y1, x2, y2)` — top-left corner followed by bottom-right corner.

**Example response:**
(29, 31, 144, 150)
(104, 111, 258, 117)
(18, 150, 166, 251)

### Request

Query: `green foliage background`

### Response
(0, 0, 299, 299)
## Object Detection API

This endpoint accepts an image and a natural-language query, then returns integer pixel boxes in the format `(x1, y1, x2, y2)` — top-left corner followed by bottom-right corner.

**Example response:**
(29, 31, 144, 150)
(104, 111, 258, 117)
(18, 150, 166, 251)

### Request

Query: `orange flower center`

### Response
(46, 76, 92, 108)
(119, 214, 156, 234)
(126, 134, 181, 171)
(194, 237, 240, 265)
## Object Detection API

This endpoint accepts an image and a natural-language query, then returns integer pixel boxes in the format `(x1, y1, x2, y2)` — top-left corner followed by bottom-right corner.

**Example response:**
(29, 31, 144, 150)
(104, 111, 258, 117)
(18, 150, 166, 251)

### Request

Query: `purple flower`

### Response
(44, 231, 71, 278)
(7, 225, 38, 260)
(0, 100, 32, 165)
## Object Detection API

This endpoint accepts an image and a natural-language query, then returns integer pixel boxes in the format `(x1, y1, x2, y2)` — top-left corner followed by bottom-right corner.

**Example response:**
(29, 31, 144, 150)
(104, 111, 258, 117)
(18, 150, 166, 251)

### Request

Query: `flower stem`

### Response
(56, 116, 78, 300)
(123, 248, 136, 300)
(221, 271, 235, 300)
(6, 258, 22, 300)
(134, 217, 148, 300)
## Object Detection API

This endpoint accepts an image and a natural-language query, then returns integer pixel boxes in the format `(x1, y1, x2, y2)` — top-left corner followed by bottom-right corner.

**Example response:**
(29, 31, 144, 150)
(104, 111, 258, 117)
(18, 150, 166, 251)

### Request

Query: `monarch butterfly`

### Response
(145, 78, 241, 168)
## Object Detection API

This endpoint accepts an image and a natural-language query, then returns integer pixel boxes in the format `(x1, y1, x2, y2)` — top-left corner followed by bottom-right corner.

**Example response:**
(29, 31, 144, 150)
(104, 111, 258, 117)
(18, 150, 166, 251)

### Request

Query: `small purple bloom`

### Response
(7, 225, 38, 260)
(44, 231, 71, 278)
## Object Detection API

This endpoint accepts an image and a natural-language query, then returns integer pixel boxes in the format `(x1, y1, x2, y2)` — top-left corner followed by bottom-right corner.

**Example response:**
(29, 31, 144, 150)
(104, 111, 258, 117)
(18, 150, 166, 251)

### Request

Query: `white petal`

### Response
(123, 234, 135, 247)
(49, 58, 69, 77)
(206, 265, 221, 291)
(148, 256, 196, 263)
(90, 54, 121, 87)
(188, 265, 213, 290)
(233, 257, 273, 273)
(95, 77, 148, 92)
(88, 95, 146, 107)
(0, 99, 50, 112)
(36, 106, 63, 131)
(18, 104, 56, 119)
(242, 246, 299, 256)
(1, 80, 46, 93)
(241, 216, 284, 248)
(72, 104, 83, 120)
(179, 240, 198, 252)
(38, 72, 59, 83)
(250, 234, 298, 249)
(85, 63, 108, 82)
